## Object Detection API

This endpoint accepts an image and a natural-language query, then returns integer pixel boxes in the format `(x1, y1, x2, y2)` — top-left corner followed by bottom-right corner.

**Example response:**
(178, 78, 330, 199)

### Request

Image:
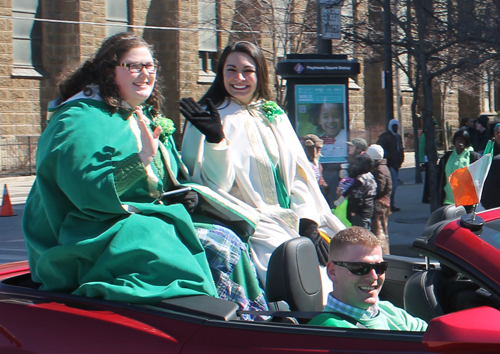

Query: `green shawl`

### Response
(23, 98, 218, 303)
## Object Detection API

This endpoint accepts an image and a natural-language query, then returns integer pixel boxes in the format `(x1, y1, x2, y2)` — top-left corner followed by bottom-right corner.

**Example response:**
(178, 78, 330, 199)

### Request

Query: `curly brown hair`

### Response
(57, 32, 164, 115)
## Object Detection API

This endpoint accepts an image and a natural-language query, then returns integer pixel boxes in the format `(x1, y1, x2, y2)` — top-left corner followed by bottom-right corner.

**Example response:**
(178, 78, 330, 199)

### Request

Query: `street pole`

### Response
(383, 0, 394, 127)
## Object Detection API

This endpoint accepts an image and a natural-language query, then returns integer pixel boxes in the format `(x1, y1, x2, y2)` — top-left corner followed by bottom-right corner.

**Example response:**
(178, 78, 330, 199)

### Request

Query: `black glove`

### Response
(173, 190, 199, 213)
(179, 97, 224, 143)
(299, 218, 329, 267)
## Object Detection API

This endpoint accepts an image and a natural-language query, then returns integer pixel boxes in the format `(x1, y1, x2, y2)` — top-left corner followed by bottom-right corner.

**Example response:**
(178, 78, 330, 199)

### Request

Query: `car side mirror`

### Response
(423, 306, 500, 353)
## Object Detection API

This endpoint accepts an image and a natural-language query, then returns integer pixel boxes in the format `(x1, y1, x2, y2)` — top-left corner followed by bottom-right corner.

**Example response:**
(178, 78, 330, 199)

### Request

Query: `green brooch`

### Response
(150, 115, 176, 145)
(141, 105, 176, 144)
(261, 101, 285, 123)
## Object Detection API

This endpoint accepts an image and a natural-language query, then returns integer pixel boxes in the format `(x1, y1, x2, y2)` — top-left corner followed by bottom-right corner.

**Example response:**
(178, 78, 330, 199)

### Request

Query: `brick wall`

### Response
(0, 1, 41, 136)
(0, 0, 494, 156)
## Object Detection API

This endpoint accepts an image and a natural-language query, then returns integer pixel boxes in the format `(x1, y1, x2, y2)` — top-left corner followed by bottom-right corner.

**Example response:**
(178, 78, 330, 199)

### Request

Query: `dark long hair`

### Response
(452, 129, 471, 147)
(57, 32, 164, 115)
(200, 41, 271, 106)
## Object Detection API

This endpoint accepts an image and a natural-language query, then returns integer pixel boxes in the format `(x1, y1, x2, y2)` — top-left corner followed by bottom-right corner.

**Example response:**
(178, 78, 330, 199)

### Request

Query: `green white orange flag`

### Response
(449, 140, 495, 207)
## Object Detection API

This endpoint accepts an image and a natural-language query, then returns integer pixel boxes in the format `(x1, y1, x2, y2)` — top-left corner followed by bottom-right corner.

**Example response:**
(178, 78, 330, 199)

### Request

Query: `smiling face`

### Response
(328, 244, 385, 310)
(223, 52, 258, 105)
(319, 103, 343, 138)
(114, 46, 156, 109)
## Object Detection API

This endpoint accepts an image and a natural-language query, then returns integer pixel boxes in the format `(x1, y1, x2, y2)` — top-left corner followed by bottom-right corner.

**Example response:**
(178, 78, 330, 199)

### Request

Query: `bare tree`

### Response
(342, 0, 500, 211)
(210, 0, 320, 105)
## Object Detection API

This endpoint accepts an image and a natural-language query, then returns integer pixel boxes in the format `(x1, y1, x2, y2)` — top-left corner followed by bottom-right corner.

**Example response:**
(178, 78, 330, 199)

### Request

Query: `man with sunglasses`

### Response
(309, 227, 427, 331)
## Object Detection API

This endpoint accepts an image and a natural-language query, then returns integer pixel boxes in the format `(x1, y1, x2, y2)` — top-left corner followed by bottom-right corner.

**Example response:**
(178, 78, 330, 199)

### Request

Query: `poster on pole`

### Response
(295, 84, 348, 163)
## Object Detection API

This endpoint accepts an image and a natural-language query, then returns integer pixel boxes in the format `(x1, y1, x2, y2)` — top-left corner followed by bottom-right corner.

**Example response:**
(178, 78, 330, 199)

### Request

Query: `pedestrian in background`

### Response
(481, 122, 500, 210)
(438, 129, 479, 211)
(471, 115, 489, 155)
(302, 134, 330, 205)
(366, 144, 392, 254)
(343, 153, 377, 230)
(376, 119, 404, 212)
(346, 138, 368, 177)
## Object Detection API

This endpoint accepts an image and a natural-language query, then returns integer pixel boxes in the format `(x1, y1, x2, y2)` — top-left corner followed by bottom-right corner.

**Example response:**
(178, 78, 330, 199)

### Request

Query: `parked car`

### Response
(1, 206, 500, 353)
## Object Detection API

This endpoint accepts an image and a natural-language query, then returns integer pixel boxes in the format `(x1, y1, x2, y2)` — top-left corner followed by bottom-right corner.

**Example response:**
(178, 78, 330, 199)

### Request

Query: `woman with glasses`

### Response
(22, 32, 268, 317)
(309, 226, 428, 330)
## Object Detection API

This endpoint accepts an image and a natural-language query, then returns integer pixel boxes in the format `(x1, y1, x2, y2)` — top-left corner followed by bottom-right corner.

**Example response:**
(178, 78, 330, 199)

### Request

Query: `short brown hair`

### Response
(329, 227, 381, 260)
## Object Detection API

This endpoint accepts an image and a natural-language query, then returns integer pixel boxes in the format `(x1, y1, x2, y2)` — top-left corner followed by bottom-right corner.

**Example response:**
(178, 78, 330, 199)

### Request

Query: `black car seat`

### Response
(403, 205, 469, 322)
(265, 237, 323, 312)
(403, 268, 451, 322)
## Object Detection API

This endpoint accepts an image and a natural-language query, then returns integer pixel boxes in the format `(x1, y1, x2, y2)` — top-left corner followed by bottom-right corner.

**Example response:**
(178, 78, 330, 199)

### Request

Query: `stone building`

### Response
(0, 0, 497, 174)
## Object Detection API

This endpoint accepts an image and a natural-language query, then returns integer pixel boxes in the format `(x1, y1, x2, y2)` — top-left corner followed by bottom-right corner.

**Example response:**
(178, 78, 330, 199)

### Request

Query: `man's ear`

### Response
(327, 261, 337, 283)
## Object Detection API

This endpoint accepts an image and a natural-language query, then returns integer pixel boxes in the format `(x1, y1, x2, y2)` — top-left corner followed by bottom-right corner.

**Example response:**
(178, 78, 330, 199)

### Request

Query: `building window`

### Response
(198, 0, 217, 83)
(12, 0, 43, 77)
(106, 0, 129, 37)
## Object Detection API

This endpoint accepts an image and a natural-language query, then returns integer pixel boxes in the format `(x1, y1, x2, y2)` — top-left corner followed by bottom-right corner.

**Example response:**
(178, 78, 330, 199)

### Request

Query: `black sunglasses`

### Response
(332, 261, 388, 276)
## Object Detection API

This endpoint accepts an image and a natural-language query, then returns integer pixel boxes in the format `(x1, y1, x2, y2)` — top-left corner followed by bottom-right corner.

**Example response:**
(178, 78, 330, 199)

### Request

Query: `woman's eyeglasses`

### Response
(119, 63, 157, 73)
(332, 261, 388, 276)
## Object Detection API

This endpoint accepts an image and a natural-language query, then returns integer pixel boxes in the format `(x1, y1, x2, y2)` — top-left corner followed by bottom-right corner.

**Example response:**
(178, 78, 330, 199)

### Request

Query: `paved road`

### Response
(0, 176, 35, 263)
(0, 152, 444, 263)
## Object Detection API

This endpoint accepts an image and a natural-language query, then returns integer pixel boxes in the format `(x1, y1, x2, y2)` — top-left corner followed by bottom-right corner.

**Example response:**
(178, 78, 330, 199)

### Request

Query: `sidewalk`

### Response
(0, 176, 36, 206)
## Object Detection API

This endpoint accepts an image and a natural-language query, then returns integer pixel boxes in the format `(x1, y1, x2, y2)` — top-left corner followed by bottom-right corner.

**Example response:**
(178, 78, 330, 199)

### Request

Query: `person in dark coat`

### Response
(366, 144, 392, 254)
(376, 119, 404, 212)
(481, 123, 500, 210)
(438, 130, 480, 210)
(346, 138, 368, 177)
(343, 153, 377, 230)
(471, 115, 490, 155)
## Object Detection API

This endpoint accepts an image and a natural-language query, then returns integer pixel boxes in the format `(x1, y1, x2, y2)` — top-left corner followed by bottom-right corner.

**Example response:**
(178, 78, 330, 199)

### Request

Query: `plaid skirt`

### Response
(196, 224, 269, 320)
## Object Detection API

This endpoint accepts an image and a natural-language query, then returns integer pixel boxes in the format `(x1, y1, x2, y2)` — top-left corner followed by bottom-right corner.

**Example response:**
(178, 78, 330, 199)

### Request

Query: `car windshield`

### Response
(476, 220, 500, 251)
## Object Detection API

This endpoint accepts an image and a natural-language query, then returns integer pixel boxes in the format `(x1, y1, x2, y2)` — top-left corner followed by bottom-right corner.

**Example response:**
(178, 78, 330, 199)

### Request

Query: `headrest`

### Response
(425, 204, 466, 228)
(265, 237, 323, 312)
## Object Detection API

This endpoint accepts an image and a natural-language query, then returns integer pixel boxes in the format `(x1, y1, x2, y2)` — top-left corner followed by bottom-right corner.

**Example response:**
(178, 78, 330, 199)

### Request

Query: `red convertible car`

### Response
(1, 206, 500, 353)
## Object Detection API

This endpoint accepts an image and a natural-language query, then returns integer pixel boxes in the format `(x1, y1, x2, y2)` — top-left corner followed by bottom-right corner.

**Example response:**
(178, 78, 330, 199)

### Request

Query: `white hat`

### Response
(366, 144, 384, 160)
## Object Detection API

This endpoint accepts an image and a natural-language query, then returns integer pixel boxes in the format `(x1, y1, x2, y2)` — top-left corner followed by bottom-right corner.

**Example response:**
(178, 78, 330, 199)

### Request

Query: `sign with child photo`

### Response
(295, 84, 348, 163)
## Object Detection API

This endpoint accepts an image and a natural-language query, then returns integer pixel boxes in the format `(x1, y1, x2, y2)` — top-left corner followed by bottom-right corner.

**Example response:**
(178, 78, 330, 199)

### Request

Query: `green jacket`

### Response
(23, 96, 254, 304)
(309, 301, 428, 331)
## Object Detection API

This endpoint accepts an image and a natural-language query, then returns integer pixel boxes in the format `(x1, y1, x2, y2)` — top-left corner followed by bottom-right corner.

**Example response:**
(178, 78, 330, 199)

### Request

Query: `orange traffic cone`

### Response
(0, 184, 16, 217)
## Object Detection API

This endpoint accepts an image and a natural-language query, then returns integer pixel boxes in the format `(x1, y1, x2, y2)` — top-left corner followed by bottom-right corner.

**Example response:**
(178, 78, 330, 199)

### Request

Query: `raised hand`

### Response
(136, 106, 161, 166)
(179, 97, 224, 143)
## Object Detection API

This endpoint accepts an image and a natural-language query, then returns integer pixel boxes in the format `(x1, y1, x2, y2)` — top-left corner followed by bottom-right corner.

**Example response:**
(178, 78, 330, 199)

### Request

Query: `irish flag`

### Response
(449, 140, 494, 207)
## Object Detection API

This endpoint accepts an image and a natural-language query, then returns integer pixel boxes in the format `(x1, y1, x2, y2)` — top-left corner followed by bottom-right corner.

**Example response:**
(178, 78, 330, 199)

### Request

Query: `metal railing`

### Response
(0, 136, 38, 177)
